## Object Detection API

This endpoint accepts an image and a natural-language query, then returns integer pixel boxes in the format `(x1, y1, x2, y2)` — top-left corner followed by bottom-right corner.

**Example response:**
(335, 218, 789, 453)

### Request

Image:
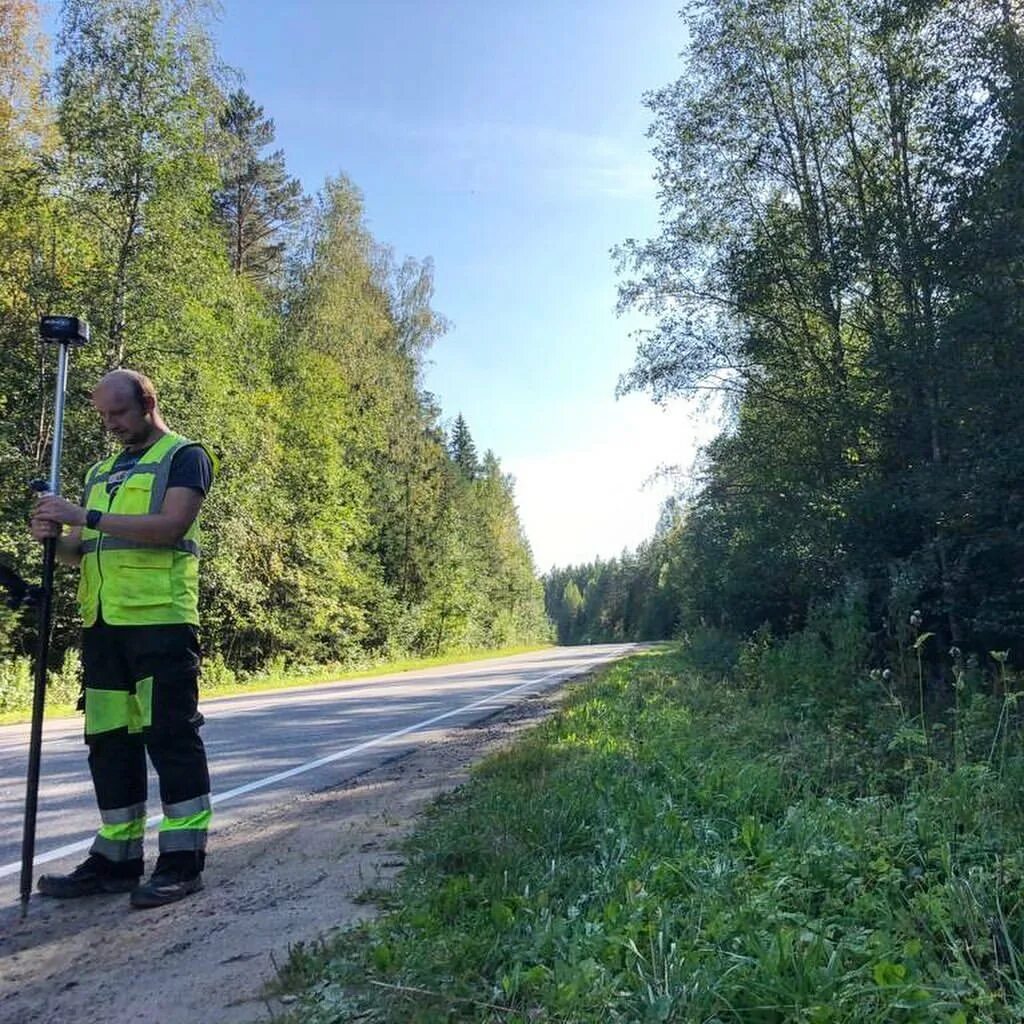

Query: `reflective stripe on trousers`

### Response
(158, 795, 211, 854)
(90, 803, 146, 862)
(90, 797, 212, 859)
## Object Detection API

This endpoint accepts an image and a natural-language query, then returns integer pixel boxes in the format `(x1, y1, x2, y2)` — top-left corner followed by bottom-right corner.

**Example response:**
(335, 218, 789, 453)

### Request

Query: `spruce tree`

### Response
(449, 414, 480, 480)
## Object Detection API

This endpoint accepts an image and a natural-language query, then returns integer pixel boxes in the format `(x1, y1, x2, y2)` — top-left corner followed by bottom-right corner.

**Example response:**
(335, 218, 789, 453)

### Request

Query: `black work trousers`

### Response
(81, 619, 211, 869)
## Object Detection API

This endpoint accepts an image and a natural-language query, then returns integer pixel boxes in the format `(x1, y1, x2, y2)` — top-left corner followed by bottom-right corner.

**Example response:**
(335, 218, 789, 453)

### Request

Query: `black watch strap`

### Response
(86, 509, 103, 531)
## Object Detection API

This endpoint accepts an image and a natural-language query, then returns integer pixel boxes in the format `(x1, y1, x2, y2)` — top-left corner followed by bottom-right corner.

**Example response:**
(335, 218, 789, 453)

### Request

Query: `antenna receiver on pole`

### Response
(39, 316, 90, 346)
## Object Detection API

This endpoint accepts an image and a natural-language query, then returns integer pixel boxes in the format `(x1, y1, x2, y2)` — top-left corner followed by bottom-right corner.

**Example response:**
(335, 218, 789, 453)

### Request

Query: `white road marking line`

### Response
(0, 653, 623, 880)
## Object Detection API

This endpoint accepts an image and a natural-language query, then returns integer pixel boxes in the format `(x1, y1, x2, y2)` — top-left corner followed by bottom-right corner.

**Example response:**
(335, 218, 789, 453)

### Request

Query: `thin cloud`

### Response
(311, 107, 654, 200)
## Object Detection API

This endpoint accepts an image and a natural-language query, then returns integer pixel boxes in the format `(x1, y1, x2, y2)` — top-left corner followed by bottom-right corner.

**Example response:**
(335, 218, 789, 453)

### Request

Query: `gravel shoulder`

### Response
(0, 688, 567, 1024)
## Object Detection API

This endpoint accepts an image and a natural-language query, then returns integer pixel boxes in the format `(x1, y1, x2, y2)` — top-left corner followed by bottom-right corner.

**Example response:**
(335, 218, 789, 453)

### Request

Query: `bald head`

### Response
(92, 369, 167, 450)
(94, 369, 158, 408)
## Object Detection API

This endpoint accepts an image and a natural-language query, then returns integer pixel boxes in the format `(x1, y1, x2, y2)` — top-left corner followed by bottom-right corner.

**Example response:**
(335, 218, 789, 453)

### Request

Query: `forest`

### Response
(0, 0, 549, 704)
(3, 0, 1021, 712)
(547, 0, 1022, 692)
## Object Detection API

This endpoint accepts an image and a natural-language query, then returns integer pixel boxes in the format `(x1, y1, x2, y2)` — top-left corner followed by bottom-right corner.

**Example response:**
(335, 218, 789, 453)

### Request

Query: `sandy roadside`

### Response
(0, 688, 566, 1024)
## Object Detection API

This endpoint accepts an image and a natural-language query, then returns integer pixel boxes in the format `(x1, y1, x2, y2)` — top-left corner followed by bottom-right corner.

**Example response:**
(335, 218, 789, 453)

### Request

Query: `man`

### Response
(29, 369, 216, 908)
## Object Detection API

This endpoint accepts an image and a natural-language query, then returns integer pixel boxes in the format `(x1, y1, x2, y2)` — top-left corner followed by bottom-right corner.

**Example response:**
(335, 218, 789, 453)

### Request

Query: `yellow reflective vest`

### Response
(78, 432, 216, 627)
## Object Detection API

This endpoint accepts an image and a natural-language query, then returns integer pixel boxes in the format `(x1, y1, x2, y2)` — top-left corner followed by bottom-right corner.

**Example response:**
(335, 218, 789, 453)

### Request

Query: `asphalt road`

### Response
(0, 644, 635, 898)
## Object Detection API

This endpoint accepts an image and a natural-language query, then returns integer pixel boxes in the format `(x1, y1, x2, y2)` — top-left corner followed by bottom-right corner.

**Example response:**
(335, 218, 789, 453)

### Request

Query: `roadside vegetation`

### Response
(529, 9, 1023, 1014)
(528, 17, 1024, 1015)
(545, 0, 1022, 675)
(277, 639, 1024, 1022)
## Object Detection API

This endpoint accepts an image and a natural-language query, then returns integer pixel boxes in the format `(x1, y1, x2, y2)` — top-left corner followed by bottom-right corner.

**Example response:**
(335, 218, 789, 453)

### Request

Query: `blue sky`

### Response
(51, 0, 714, 569)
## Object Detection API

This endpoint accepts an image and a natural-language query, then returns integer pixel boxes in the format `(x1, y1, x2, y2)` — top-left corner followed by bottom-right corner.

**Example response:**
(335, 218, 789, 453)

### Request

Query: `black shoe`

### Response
(130, 861, 204, 909)
(37, 854, 142, 898)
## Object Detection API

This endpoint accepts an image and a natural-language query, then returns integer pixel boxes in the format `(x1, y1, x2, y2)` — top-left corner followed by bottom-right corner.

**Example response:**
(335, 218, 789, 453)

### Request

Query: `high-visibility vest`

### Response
(78, 432, 216, 627)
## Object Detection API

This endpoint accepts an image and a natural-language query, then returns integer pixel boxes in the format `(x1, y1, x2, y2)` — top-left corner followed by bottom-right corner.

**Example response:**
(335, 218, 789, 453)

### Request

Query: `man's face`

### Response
(92, 384, 152, 448)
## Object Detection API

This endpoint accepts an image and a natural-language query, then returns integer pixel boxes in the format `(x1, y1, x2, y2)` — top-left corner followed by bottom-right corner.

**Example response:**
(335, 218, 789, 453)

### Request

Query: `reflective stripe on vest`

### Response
(77, 433, 215, 627)
(80, 537, 201, 557)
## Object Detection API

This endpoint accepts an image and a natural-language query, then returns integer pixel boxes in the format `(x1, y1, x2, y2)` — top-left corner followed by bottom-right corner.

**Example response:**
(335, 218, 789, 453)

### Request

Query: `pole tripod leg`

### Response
(19, 537, 56, 918)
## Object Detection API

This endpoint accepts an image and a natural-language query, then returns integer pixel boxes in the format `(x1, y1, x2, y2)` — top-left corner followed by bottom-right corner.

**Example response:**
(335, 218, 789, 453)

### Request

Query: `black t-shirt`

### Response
(105, 442, 213, 499)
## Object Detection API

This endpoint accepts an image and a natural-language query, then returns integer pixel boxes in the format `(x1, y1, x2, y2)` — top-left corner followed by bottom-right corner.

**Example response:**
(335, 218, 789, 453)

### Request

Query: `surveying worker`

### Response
(28, 369, 215, 908)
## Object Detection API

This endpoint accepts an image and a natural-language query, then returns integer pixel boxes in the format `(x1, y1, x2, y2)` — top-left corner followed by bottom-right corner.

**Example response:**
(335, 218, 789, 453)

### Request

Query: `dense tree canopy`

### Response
(0, 0, 549, 684)
(553, 0, 1022, 678)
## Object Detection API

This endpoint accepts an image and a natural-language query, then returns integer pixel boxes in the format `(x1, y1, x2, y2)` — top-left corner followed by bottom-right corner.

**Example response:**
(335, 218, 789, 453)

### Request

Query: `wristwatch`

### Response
(86, 509, 103, 531)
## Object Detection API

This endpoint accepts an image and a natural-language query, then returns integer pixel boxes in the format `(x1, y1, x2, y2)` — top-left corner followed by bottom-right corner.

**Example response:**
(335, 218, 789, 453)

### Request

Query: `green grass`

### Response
(0, 704, 78, 726)
(274, 645, 1024, 1023)
(0, 644, 553, 726)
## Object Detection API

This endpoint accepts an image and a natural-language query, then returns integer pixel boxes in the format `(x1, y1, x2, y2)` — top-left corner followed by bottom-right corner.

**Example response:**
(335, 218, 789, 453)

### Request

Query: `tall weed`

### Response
(680, 625, 739, 679)
(48, 648, 82, 706)
(0, 657, 32, 712)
